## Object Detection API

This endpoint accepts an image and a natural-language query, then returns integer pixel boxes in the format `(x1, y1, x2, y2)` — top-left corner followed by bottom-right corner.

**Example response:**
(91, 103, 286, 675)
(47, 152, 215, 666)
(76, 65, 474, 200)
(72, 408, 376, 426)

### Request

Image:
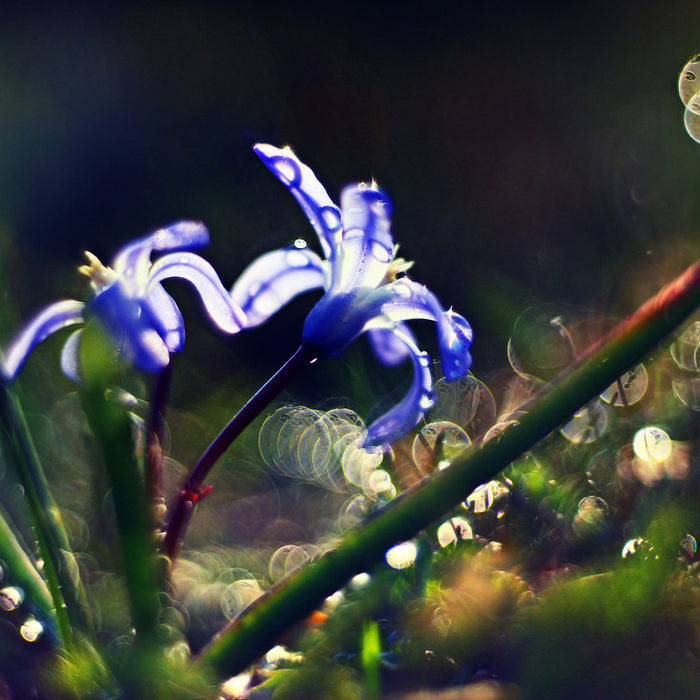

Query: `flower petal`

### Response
(88, 283, 171, 373)
(148, 252, 246, 333)
(60, 328, 83, 382)
(332, 184, 394, 292)
(437, 309, 473, 381)
(360, 279, 473, 380)
(363, 326, 434, 448)
(145, 285, 185, 352)
(2, 300, 85, 381)
(231, 245, 326, 328)
(254, 144, 342, 262)
(366, 323, 414, 366)
(112, 221, 210, 294)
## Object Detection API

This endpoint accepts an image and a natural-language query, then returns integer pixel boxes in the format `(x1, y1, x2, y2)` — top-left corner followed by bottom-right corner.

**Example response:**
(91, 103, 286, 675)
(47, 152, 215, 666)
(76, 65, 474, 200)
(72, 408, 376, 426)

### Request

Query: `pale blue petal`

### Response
(359, 278, 472, 380)
(147, 252, 246, 333)
(366, 323, 414, 366)
(88, 283, 171, 373)
(60, 329, 83, 382)
(436, 309, 473, 381)
(254, 144, 342, 262)
(150, 221, 209, 252)
(112, 221, 210, 294)
(231, 246, 325, 327)
(363, 326, 434, 448)
(332, 184, 394, 292)
(3, 300, 85, 381)
(145, 284, 185, 352)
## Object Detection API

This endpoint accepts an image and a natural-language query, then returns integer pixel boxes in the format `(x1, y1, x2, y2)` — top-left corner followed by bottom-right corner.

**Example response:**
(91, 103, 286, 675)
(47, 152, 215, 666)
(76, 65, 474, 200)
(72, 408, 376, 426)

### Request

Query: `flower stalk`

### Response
(196, 256, 700, 680)
(163, 341, 318, 560)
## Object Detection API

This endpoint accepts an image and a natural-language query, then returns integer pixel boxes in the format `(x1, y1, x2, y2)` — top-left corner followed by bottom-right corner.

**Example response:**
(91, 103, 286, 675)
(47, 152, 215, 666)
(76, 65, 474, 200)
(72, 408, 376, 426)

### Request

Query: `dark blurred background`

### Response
(1, 0, 700, 393)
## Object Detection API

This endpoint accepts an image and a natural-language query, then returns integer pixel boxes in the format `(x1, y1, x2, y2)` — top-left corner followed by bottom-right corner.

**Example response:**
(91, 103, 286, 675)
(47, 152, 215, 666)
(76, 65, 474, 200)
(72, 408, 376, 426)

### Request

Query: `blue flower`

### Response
(2, 221, 246, 381)
(231, 144, 473, 448)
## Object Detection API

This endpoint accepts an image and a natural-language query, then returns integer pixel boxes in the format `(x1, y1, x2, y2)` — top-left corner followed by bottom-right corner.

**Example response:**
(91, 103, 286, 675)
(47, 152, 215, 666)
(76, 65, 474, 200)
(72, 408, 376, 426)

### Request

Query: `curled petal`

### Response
(360, 278, 472, 379)
(366, 323, 414, 366)
(231, 246, 325, 328)
(363, 326, 434, 449)
(254, 144, 342, 261)
(148, 252, 246, 334)
(89, 283, 171, 373)
(60, 329, 83, 383)
(332, 185, 394, 293)
(113, 221, 210, 292)
(2, 300, 85, 381)
(150, 221, 209, 252)
(437, 309, 473, 381)
(145, 285, 185, 352)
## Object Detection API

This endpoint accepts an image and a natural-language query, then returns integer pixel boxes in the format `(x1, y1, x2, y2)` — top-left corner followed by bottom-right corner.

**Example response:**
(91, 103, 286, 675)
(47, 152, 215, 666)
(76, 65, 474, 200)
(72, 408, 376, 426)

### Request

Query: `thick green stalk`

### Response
(0, 381, 92, 647)
(197, 258, 700, 680)
(78, 326, 161, 649)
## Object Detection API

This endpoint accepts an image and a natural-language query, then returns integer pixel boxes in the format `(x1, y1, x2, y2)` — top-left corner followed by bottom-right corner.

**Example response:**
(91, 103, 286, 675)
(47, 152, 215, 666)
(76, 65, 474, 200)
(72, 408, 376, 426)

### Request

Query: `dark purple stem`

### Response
(163, 342, 318, 560)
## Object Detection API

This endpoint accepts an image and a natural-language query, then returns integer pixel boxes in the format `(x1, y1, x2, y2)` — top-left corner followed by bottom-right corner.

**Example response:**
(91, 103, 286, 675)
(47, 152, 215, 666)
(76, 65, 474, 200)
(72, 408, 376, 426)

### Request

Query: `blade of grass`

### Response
(0, 380, 93, 647)
(0, 500, 53, 620)
(197, 258, 700, 680)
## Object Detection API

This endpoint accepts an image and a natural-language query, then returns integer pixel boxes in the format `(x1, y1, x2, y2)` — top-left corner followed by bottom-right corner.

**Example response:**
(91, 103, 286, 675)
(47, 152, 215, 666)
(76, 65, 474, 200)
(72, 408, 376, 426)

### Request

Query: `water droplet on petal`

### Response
(385, 541, 418, 569)
(293, 239, 307, 249)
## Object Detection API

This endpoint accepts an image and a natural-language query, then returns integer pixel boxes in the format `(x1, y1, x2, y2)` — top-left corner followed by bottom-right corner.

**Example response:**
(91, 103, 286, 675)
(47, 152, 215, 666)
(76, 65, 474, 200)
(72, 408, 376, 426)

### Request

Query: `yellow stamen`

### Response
(78, 251, 117, 291)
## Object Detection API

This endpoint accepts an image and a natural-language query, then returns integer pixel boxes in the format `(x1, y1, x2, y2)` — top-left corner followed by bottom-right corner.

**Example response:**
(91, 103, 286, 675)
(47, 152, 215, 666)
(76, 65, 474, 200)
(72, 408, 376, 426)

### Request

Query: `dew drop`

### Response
(19, 617, 43, 642)
(437, 517, 473, 547)
(600, 365, 648, 406)
(632, 426, 671, 463)
(0, 586, 23, 611)
(412, 421, 470, 472)
(385, 541, 418, 569)
(464, 482, 495, 513)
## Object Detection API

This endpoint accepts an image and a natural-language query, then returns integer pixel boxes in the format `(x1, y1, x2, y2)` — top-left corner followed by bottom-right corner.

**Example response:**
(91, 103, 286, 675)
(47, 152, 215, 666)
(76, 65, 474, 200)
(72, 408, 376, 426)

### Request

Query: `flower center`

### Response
(383, 245, 414, 284)
(78, 251, 118, 292)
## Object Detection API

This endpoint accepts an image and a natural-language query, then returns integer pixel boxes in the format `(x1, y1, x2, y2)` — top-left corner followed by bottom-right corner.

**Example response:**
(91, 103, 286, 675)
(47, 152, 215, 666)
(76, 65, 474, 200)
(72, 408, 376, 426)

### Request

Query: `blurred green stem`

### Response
(0, 501, 53, 621)
(198, 258, 700, 680)
(79, 326, 161, 650)
(0, 381, 91, 647)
